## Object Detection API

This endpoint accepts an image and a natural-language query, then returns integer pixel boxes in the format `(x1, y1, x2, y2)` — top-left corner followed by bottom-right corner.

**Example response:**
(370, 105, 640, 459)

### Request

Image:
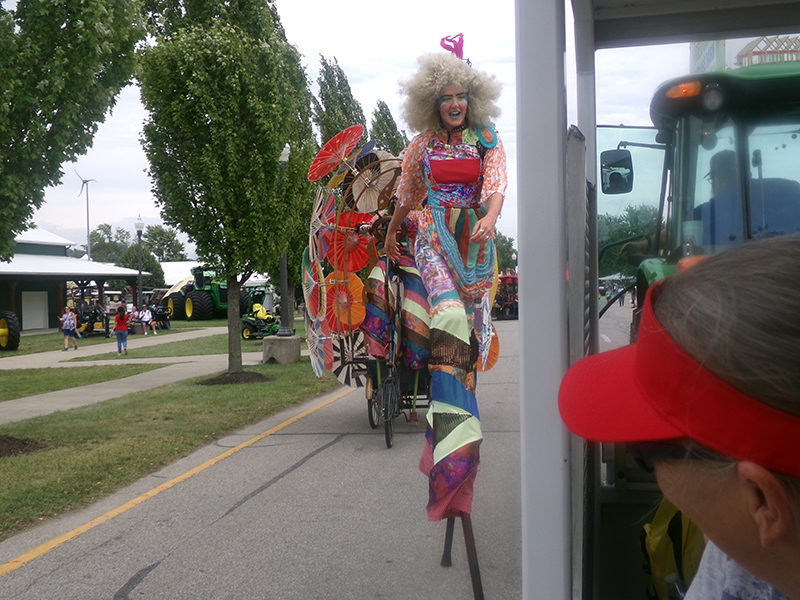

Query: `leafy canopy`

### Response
(598, 203, 659, 277)
(143, 224, 188, 262)
(370, 100, 409, 157)
(0, 0, 143, 261)
(312, 55, 367, 145)
(138, 0, 316, 372)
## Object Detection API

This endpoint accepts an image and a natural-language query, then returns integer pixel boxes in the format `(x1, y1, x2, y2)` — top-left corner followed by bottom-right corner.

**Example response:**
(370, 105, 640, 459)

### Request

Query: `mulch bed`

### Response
(0, 435, 45, 459)
(199, 371, 273, 386)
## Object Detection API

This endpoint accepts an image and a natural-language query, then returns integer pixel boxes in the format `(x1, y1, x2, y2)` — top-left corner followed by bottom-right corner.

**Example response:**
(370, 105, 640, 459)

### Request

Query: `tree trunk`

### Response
(227, 277, 243, 373)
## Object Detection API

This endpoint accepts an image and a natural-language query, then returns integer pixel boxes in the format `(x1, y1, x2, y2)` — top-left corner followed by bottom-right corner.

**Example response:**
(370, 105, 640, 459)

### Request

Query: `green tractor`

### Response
(601, 61, 800, 341)
(163, 267, 250, 321)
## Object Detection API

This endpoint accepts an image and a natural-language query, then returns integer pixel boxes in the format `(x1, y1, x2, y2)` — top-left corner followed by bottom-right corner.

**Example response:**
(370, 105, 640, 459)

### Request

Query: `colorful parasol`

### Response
(301, 247, 324, 322)
(324, 271, 366, 333)
(477, 324, 500, 372)
(307, 125, 365, 182)
(323, 210, 373, 272)
(310, 190, 337, 262)
(343, 151, 402, 213)
(305, 313, 327, 378)
(330, 330, 369, 388)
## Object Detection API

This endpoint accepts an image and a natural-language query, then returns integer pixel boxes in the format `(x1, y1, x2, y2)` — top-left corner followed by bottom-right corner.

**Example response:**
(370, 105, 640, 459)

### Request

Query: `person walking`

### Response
(114, 306, 129, 356)
(59, 306, 79, 351)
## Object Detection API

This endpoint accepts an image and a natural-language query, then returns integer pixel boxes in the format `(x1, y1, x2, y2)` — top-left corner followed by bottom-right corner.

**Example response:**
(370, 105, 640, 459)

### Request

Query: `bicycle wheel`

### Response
(378, 374, 400, 448)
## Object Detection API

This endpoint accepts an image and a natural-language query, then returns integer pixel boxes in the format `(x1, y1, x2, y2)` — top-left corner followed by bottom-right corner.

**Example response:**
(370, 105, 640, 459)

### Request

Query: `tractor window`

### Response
(745, 122, 800, 238)
(678, 117, 744, 252)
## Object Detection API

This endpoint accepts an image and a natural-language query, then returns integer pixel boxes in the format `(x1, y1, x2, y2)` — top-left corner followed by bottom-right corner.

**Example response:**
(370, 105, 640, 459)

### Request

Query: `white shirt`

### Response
(686, 542, 790, 600)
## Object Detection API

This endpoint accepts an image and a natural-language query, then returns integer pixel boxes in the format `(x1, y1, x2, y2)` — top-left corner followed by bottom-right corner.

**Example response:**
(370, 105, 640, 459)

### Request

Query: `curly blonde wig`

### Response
(400, 53, 502, 134)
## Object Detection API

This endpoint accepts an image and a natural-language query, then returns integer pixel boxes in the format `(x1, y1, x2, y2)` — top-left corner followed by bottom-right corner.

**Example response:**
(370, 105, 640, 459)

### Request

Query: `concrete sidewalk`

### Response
(0, 327, 304, 426)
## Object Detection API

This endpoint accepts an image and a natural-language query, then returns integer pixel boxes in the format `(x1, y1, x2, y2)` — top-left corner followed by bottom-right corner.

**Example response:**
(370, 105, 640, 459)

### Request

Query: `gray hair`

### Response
(399, 53, 502, 134)
(654, 234, 800, 503)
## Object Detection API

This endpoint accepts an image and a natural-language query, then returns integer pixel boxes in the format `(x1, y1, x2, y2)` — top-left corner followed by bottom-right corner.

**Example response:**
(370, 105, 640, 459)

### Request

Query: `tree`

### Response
(139, 0, 316, 374)
(598, 203, 660, 277)
(495, 231, 517, 274)
(143, 224, 188, 262)
(0, 0, 142, 262)
(116, 245, 166, 289)
(370, 100, 409, 156)
(85, 224, 132, 264)
(312, 55, 366, 145)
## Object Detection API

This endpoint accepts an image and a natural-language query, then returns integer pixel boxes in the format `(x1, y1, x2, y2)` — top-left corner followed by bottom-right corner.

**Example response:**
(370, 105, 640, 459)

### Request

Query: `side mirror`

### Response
(600, 149, 634, 194)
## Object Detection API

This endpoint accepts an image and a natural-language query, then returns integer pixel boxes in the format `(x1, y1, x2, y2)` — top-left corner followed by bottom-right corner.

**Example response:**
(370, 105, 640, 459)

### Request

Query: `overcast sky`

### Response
(27, 0, 691, 254)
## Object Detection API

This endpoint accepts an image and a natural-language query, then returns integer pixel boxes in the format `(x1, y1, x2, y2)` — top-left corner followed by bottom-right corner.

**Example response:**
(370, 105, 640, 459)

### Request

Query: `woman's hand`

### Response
(470, 214, 498, 244)
(470, 192, 503, 244)
(385, 229, 400, 262)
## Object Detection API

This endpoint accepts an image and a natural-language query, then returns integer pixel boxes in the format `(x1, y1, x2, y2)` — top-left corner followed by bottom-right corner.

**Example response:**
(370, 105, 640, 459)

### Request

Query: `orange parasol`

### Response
(307, 125, 364, 182)
(324, 271, 366, 333)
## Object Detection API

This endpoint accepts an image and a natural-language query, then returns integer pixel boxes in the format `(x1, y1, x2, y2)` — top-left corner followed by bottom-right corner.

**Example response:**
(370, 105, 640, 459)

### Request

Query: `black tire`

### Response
(167, 293, 186, 320)
(0, 311, 21, 351)
(384, 416, 394, 448)
(239, 290, 250, 317)
(241, 325, 255, 340)
(367, 377, 380, 429)
(186, 290, 214, 321)
(378, 376, 400, 448)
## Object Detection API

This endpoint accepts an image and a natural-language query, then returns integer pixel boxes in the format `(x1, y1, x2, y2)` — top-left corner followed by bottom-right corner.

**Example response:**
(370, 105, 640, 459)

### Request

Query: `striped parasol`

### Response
(301, 247, 324, 322)
(305, 313, 327, 378)
(330, 331, 369, 388)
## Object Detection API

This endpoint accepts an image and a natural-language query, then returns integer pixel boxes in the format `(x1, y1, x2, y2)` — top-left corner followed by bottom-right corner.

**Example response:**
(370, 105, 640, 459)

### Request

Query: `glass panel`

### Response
(746, 123, 800, 238)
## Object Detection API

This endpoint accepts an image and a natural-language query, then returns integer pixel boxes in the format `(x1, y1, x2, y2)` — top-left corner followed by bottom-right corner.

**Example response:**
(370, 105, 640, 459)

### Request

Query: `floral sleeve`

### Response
(396, 131, 432, 210)
(480, 133, 507, 202)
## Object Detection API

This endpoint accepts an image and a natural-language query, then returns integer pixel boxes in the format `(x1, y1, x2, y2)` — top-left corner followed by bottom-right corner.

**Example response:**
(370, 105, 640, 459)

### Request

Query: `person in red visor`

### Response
(560, 234, 800, 600)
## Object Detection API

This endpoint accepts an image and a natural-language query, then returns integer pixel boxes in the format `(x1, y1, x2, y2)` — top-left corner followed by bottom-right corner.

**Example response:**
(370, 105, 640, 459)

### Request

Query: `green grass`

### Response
(0, 359, 340, 541)
(0, 365, 168, 403)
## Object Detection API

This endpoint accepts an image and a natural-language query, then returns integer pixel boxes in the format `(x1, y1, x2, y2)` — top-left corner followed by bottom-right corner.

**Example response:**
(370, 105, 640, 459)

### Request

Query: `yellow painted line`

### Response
(0, 387, 355, 578)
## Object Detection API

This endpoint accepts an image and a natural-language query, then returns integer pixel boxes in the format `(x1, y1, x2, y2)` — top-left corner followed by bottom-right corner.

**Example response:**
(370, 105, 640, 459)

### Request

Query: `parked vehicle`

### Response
(241, 304, 280, 339)
(601, 61, 800, 341)
(163, 267, 250, 321)
(492, 273, 518, 320)
(0, 311, 21, 351)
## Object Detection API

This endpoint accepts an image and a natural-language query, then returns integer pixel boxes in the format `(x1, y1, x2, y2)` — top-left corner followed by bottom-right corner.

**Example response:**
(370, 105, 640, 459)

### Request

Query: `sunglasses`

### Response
(627, 441, 702, 473)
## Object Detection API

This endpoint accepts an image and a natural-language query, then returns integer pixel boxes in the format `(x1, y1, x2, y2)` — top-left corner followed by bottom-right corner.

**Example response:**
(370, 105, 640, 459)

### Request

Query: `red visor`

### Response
(559, 282, 800, 478)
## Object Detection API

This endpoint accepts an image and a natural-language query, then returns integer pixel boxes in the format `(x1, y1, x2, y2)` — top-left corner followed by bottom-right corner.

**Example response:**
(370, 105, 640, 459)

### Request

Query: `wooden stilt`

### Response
(441, 516, 455, 567)
(461, 513, 485, 600)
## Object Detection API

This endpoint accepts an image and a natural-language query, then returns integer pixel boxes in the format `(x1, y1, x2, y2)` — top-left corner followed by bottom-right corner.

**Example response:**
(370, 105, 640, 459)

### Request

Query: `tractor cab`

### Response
(602, 62, 800, 333)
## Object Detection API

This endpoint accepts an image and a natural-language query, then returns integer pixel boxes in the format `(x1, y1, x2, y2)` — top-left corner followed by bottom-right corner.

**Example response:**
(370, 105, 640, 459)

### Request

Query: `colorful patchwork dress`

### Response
(397, 127, 507, 521)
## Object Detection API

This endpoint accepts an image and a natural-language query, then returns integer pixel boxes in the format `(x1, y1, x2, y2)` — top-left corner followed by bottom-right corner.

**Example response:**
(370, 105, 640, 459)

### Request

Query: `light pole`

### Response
(512, 251, 517, 273)
(135, 215, 144, 308)
(277, 144, 294, 337)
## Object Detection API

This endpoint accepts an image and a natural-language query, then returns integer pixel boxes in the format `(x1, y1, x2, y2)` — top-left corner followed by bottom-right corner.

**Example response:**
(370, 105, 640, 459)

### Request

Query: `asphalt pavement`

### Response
(0, 320, 522, 599)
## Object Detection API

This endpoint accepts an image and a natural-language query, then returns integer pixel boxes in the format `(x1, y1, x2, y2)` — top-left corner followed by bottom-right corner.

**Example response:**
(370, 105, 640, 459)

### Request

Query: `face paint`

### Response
(438, 85, 468, 130)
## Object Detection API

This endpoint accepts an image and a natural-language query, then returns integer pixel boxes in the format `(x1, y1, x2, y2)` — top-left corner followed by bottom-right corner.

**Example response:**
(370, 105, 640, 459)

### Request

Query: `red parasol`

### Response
(307, 125, 365, 182)
(324, 271, 366, 333)
(323, 210, 372, 272)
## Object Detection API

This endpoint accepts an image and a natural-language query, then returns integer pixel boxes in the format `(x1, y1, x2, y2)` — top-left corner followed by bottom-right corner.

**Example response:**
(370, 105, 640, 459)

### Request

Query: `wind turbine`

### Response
(75, 168, 95, 261)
